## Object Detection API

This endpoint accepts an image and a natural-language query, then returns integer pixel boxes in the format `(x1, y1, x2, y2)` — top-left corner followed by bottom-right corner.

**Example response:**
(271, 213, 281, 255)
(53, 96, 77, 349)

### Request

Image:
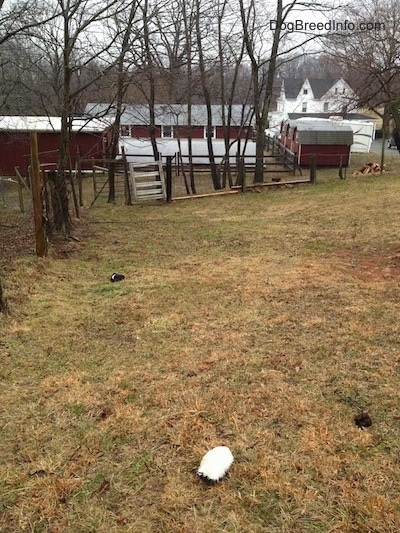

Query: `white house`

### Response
(268, 78, 377, 152)
(269, 78, 357, 129)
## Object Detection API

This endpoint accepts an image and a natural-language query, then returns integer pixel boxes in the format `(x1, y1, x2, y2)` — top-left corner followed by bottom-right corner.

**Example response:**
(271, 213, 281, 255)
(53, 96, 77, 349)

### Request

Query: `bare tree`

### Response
(194, 0, 221, 189)
(325, 0, 400, 135)
(238, 0, 344, 183)
(0, 0, 57, 46)
(215, 0, 251, 187)
(0, 1, 59, 113)
(104, 0, 142, 202)
(20, 0, 126, 232)
(182, 0, 197, 193)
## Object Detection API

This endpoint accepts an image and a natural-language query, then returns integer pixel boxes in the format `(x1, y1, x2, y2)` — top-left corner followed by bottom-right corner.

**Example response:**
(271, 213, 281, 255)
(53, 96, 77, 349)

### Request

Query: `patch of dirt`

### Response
(49, 216, 94, 259)
(1, 212, 93, 268)
(0, 219, 36, 268)
(336, 249, 400, 282)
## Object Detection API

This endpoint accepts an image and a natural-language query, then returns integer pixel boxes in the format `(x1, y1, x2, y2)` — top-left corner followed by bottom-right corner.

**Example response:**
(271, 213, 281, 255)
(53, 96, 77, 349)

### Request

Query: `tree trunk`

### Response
(195, 0, 220, 190)
(182, 0, 196, 193)
(143, 0, 159, 161)
(55, 116, 72, 233)
(253, 2, 281, 183)
(239, 0, 282, 183)
(54, 9, 73, 235)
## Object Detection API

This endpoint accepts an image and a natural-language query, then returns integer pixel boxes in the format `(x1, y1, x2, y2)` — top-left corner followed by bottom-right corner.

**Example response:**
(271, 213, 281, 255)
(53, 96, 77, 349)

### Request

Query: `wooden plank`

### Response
(136, 189, 164, 196)
(136, 182, 163, 188)
(136, 189, 162, 195)
(157, 159, 167, 199)
(132, 171, 161, 178)
(172, 189, 240, 201)
(231, 179, 310, 190)
(136, 194, 164, 200)
(130, 161, 159, 165)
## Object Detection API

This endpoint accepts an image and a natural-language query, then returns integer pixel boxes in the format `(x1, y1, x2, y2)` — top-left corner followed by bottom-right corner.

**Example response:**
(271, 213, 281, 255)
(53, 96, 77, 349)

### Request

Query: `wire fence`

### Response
(0, 175, 32, 229)
(0, 175, 35, 268)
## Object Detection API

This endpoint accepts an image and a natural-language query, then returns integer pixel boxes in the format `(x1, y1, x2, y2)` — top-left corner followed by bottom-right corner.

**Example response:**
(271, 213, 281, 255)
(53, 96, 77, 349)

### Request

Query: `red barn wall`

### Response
(130, 125, 253, 140)
(0, 132, 30, 176)
(0, 130, 107, 176)
(190, 126, 205, 139)
(131, 125, 151, 137)
(215, 126, 252, 139)
(298, 144, 350, 166)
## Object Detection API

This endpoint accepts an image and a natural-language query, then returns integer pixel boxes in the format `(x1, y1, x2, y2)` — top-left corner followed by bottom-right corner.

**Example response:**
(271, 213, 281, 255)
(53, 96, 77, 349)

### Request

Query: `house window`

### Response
(204, 126, 216, 139)
(342, 87, 346, 94)
(161, 125, 173, 138)
(303, 89, 308, 95)
(335, 87, 338, 94)
(120, 125, 130, 136)
(302, 103, 307, 113)
(323, 102, 329, 112)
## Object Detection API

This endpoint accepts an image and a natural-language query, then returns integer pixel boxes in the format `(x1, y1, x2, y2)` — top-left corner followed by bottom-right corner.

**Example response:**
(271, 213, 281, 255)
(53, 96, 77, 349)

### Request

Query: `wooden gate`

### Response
(129, 160, 166, 202)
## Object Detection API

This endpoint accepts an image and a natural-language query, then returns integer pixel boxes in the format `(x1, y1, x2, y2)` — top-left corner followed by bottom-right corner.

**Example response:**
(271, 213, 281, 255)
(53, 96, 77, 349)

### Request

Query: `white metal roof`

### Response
(85, 104, 255, 127)
(0, 116, 111, 132)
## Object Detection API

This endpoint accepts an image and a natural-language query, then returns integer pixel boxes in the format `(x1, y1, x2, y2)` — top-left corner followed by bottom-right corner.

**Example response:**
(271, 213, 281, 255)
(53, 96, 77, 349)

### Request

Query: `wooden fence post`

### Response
(122, 146, 132, 205)
(310, 154, 317, 184)
(292, 152, 297, 176)
(30, 132, 46, 257)
(41, 168, 53, 241)
(92, 167, 97, 199)
(238, 156, 246, 192)
(166, 156, 173, 202)
(15, 168, 25, 213)
(70, 169, 80, 218)
(77, 153, 83, 206)
(338, 155, 345, 179)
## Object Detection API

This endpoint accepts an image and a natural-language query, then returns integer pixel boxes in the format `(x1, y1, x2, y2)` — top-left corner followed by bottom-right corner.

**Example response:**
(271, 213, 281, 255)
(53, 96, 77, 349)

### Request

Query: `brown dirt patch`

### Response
(336, 249, 400, 282)
(1, 220, 35, 268)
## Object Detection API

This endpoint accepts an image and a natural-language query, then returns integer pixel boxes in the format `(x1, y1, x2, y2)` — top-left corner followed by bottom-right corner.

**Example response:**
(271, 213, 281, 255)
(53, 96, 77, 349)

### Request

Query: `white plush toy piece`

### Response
(197, 446, 234, 483)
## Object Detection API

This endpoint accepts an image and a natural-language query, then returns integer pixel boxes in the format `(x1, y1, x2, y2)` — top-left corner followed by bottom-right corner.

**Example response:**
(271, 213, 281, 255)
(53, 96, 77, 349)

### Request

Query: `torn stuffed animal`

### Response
(197, 446, 234, 483)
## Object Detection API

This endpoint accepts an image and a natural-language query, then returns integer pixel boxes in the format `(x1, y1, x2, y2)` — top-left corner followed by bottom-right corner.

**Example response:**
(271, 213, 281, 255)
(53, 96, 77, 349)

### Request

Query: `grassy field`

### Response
(2, 154, 400, 532)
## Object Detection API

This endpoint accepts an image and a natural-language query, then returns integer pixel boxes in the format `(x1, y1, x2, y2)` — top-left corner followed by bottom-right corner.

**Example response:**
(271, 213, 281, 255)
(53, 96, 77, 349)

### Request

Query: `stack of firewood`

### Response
(352, 162, 388, 176)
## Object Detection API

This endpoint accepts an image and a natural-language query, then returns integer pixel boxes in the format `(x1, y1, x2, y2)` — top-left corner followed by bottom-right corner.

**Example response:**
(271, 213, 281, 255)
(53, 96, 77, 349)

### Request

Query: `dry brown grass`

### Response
(2, 158, 400, 532)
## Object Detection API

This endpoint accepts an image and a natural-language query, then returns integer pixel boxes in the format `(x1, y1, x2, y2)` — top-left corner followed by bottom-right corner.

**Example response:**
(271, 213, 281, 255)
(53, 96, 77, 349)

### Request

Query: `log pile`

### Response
(352, 161, 388, 176)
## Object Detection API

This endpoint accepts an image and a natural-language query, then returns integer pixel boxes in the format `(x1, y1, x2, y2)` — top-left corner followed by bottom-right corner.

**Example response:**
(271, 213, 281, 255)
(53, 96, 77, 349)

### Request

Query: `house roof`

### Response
(0, 116, 111, 132)
(283, 78, 348, 99)
(85, 104, 255, 127)
(289, 113, 376, 121)
(287, 118, 354, 145)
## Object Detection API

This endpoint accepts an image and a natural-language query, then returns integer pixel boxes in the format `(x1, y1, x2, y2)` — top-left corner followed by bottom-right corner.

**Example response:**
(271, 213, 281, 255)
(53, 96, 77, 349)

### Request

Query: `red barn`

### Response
(85, 103, 254, 141)
(0, 116, 111, 176)
(280, 118, 353, 166)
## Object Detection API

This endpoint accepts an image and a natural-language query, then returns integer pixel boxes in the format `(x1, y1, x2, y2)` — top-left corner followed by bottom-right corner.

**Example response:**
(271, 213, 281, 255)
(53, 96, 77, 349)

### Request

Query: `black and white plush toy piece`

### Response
(354, 412, 372, 429)
(110, 273, 125, 282)
(197, 446, 234, 483)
